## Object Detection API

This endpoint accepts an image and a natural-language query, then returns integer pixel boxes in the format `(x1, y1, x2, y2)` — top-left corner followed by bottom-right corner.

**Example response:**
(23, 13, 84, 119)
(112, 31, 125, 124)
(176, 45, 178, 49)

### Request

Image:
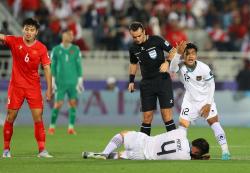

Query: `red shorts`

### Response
(7, 85, 43, 109)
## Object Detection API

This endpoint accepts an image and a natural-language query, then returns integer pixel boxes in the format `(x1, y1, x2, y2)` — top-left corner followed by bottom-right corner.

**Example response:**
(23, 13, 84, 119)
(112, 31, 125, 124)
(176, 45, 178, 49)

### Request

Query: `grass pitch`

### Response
(0, 126, 249, 173)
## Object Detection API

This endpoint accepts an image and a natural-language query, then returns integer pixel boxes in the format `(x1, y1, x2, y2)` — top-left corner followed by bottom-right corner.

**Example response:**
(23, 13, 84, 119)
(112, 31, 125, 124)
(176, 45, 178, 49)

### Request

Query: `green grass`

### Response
(0, 126, 250, 173)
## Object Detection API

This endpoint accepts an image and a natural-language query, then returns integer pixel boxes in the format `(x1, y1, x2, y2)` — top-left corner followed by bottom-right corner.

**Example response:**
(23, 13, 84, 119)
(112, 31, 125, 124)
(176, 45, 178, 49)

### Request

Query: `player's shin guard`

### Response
(69, 107, 76, 129)
(50, 108, 59, 128)
(3, 121, 13, 150)
(34, 121, 46, 152)
(211, 122, 229, 153)
(165, 120, 176, 132)
(102, 134, 123, 156)
(140, 123, 151, 136)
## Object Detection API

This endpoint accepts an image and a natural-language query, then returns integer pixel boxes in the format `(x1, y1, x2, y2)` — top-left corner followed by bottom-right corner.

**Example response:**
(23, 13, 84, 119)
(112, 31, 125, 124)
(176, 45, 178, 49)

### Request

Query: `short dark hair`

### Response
(22, 18, 40, 29)
(185, 43, 198, 52)
(191, 138, 210, 160)
(61, 28, 72, 33)
(129, 22, 144, 31)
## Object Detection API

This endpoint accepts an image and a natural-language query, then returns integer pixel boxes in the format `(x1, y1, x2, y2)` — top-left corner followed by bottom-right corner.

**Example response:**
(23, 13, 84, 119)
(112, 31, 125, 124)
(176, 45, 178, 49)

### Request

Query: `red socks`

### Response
(3, 121, 13, 150)
(34, 121, 46, 152)
(3, 121, 46, 153)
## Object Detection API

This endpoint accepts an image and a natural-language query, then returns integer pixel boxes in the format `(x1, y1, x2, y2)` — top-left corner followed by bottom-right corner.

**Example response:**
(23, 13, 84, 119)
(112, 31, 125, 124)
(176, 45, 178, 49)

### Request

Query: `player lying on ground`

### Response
(82, 128, 210, 160)
(169, 42, 230, 160)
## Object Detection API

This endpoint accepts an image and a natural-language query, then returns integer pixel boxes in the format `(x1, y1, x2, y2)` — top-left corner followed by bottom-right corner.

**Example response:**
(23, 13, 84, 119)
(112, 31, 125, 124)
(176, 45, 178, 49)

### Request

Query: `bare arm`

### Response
(43, 65, 52, 101)
(128, 64, 138, 92)
(129, 63, 137, 75)
(0, 33, 5, 41)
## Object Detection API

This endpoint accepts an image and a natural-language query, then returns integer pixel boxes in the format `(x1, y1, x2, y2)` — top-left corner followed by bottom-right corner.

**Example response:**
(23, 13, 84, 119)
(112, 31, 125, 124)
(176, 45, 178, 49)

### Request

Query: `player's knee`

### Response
(6, 110, 17, 122)
(54, 101, 63, 109)
(5, 115, 15, 122)
(207, 116, 218, 126)
(68, 100, 77, 107)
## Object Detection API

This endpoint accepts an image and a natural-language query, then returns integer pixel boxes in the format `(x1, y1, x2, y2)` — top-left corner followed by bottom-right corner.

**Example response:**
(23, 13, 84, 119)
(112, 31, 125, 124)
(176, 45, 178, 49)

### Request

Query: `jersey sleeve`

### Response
(40, 46, 51, 67)
(203, 65, 214, 81)
(129, 48, 139, 64)
(169, 53, 182, 72)
(75, 46, 83, 77)
(50, 48, 57, 76)
(157, 36, 173, 52)
(3, 35, 16, 47)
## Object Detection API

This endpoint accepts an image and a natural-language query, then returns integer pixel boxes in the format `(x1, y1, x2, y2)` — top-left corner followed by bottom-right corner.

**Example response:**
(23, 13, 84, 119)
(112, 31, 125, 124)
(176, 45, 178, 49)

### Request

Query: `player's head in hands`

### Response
(190, 138, 210, 160)
(22, 18, 40, 43)
(184, 42, 198, 68)
(129, 22, 146, 45)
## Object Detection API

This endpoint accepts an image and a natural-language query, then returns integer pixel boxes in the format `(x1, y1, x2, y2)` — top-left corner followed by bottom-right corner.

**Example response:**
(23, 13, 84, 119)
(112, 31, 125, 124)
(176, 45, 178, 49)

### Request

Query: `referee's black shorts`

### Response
(139, 75, 174, 112)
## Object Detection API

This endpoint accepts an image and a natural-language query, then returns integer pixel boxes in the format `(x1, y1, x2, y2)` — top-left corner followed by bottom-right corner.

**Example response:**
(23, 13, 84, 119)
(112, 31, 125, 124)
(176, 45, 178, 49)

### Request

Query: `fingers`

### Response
(177, 41, 187, 55)
(129, 87, 135, 93)
(128, 83, 135, 93)
(46, 94, 52, 101)
(200, 107, 209, 118)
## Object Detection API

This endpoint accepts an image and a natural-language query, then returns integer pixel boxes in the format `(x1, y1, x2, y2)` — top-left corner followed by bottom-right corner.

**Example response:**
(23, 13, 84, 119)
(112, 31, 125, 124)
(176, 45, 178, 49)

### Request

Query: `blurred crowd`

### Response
(2, 0, 250, 52)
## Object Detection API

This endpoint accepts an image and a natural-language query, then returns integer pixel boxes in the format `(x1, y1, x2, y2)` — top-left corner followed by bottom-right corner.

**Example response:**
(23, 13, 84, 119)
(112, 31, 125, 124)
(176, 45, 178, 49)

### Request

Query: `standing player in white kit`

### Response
(169, 42, 230, 160)
(82, 128, 210, 160)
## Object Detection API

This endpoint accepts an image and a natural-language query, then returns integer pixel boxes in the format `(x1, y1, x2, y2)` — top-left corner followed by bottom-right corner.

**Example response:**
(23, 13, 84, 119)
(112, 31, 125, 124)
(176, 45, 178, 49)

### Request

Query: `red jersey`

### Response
(4, 35, 50, 88)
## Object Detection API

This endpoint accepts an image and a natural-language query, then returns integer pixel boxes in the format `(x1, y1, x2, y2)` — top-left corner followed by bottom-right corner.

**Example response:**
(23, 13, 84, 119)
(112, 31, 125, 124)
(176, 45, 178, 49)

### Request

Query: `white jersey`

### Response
(144, 129, 191, 160)
(178, 60, 214, 102)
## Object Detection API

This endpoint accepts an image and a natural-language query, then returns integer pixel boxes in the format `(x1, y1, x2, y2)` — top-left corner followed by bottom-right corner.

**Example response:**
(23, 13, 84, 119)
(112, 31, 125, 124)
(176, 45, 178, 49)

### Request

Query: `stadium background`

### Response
(0, 0, 250, 173)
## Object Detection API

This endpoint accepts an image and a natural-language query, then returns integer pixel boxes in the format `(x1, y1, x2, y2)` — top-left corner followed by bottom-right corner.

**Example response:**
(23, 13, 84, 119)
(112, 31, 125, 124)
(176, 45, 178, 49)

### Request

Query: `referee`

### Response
(128, 22, 176, 135)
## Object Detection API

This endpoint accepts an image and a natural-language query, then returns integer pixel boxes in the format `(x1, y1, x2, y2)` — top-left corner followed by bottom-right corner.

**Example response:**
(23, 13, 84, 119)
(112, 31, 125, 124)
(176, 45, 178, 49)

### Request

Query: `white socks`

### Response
(102, 134, 123, 155)
(211, 122, 229, 153)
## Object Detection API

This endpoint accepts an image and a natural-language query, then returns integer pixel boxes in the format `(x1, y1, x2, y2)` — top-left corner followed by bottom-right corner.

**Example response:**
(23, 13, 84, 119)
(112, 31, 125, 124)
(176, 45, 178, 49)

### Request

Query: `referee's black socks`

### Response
(165, 120, 176, 132)
(140, 123, 151, 136)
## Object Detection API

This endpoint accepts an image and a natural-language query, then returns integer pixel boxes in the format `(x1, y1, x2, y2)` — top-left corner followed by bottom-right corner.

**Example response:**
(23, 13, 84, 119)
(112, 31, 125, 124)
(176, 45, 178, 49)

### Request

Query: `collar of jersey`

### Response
(186, 61, 197, 72)
(60, 43, 72, 49)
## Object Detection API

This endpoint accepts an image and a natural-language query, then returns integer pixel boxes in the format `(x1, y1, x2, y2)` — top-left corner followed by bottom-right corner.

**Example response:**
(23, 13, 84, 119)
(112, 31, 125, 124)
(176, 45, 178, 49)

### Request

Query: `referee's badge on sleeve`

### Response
(164, 41, 169, 46)
(148, 50, 157, 59)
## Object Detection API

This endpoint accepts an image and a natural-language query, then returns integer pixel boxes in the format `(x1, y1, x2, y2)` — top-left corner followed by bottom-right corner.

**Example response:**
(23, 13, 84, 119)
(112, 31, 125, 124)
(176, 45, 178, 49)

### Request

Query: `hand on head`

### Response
(176, 41, 187, 55)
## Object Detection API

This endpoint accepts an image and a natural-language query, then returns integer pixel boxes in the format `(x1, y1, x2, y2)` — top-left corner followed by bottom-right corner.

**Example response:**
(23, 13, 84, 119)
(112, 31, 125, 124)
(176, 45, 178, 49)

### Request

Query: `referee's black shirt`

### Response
(129, 35, 173, 80)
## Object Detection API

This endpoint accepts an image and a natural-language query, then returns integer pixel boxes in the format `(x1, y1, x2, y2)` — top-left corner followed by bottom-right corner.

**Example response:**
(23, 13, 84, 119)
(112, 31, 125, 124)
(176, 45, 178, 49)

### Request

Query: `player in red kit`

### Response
(0, 18, 53, 158)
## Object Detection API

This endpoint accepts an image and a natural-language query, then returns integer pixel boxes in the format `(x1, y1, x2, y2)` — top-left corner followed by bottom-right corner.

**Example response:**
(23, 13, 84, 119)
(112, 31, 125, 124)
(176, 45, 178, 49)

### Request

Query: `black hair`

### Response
(2, 21, 8, 29)
(61, 28, 72, 33)
(129, 22, 144, 31)
(22, 18, 40, 29)
(191, 138, 210, 160)
(185, 43, 198, 52)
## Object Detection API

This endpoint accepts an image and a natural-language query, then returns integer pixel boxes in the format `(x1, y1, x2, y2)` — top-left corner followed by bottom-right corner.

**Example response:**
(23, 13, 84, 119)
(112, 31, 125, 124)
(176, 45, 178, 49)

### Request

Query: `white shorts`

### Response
(121, 131, 147, 160)
(180, 98, 218, 122)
